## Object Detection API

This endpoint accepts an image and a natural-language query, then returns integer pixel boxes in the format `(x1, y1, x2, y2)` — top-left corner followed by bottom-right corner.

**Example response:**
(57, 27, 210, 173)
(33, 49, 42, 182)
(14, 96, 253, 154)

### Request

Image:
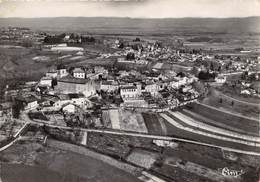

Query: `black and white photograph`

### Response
(0, 0, 259, 181)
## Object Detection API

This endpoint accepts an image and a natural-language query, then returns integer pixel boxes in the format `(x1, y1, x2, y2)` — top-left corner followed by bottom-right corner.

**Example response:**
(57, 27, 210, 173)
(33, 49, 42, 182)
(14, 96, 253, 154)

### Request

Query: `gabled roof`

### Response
(16, 95, 38, 104)
(58, 75, 89, 84)
(121, 85, 137, 90)
(68, 93, 85, 99)
(73, 67, 85, 73)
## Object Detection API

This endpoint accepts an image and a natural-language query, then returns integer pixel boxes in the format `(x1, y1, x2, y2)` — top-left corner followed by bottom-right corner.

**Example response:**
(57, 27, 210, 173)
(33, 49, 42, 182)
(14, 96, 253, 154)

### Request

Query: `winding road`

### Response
(0, 122, 30, 152)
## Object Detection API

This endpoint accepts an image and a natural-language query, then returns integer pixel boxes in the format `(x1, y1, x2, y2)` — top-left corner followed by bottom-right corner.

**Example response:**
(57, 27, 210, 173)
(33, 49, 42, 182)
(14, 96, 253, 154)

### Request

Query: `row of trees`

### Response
(43, 33, 96, 44)
(198, 71, 216, 81)
(178, 48, 203, 55)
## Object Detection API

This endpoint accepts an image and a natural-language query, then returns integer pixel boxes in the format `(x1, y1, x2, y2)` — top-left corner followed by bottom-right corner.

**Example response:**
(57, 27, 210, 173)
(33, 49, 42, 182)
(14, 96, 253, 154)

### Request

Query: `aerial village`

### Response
(0, 27, 260, 182)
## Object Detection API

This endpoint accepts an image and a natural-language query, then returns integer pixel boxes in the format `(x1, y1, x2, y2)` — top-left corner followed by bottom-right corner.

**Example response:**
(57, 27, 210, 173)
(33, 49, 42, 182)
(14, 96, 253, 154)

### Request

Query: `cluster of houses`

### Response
(100, 37, 260, 85)
(1, 61, 200, 116)
(1, 28, 260, 131)
(4, 32, 258, 115)
(240, 73, 260, 97)
(0, 27, 45, 44)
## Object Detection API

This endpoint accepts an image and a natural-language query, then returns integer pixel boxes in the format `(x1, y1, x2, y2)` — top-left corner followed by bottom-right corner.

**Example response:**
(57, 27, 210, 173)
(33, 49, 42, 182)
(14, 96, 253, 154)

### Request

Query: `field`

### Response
(0, 44, 112, 83)
(0, 119, 25, 138)
(10, 124, 259, 182)
(162, 114, 260, 152)
(216, 85, 260, 105)
(102, 109, 148, 133)
(185, 103, 259, 135)
(87, 132, 161, 159)
(126, 149, 159, 169)
(0, 47, 54, 82)
(0, 140, 141, 182)
(71, 58, 116, 68)
(141, 111, 259, 152)
(84, 131, 260, 182)
(109, 109, 121, 129)
(142, 112, 167, 135)
(152, 142, 260, 182)
(181, 109, 257, 136)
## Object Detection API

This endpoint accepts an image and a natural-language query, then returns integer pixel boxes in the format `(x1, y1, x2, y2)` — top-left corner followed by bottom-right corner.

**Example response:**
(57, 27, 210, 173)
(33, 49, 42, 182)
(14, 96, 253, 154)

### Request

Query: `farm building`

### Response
(100, 80, 119, 92)
(46, 70, 58, 78)
(15, 95, 39, 111)
(55, 75, 96, 97)
(38, 76, 52, 87)
(120, 85, 139, 99)
(215, 75, 226, 83)
(73, 67, 86, 79)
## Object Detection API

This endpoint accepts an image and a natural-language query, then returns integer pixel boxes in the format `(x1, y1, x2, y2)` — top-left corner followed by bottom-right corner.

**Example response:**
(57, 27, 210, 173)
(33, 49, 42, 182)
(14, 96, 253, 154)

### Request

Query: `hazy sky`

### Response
(0, 0, 259, 18)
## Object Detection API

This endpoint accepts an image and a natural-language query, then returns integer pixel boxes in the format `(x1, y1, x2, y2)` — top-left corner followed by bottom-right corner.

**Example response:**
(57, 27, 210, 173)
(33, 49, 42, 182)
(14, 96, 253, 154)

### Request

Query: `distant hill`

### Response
(0, 17, 259, 35)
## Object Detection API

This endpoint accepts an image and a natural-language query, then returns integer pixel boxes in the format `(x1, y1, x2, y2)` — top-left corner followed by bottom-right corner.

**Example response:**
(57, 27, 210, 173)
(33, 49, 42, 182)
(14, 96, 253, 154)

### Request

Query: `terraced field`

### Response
(142, 113, 166, 135)
(186, 103, 259, 135)
(158, 113, 260, 152)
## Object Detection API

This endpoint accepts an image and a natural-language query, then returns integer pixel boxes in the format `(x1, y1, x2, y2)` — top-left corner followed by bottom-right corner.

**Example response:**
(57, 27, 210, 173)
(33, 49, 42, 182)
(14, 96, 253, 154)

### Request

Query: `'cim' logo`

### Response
(221, 167, 245, 178)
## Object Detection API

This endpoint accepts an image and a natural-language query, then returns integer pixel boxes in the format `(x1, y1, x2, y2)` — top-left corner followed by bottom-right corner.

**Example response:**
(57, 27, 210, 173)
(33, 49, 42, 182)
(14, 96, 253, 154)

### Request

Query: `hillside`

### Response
(0, 17, 259, 35)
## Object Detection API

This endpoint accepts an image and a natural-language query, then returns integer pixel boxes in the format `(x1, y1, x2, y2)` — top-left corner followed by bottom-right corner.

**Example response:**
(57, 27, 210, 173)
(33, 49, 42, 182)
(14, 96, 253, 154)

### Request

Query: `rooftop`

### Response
(58, 75, 89, 84)
(16, 95, 38, 103)
(68, 93, 85, 99)
(121, 85, 137, 90)
(73, 67, 85, 74)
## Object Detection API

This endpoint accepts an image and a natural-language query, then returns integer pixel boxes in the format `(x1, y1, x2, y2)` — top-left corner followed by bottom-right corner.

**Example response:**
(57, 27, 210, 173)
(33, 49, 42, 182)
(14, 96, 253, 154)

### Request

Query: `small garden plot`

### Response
(103, 109, 148, 132)
(101, 110, 112, 128)
(87, 132, 161, 159)
(126, 149, 159, 169)
(119, 109, 147, 133)
(109, 109, 120, 130)
(47, 114, 66, 126)
(142, 113, 164, 135)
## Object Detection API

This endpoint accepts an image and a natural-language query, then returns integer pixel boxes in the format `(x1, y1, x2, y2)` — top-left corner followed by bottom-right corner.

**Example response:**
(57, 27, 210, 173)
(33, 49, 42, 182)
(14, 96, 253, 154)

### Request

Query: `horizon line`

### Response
(1, 16, 259, 19)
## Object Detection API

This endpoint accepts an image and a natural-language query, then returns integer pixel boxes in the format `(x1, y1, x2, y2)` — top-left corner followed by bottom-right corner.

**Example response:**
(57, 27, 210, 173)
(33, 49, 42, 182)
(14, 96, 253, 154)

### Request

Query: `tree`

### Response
(192, 81, 205, 95)
(58, 33, 66, 39)
(118, 43, 124, 49)
(218, 66, 221, 72)
(134, 37, 140, 42)
(241, 71, 248, 80)
(132, 44, 139, 51)
(70, 33, 75, 39)
(81, 36, 95, 43)
(176, 72, 185, 78)
(51, 79, 57, 89)
(126, 52, 135, 60)
(44, 35, 63, 44)
(12, 100, 24, 118)
(231, 101, 234, 106)
(210, 62, 214, 71)
(219, 98, 223, 103)
(198, 71, 216, 81)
